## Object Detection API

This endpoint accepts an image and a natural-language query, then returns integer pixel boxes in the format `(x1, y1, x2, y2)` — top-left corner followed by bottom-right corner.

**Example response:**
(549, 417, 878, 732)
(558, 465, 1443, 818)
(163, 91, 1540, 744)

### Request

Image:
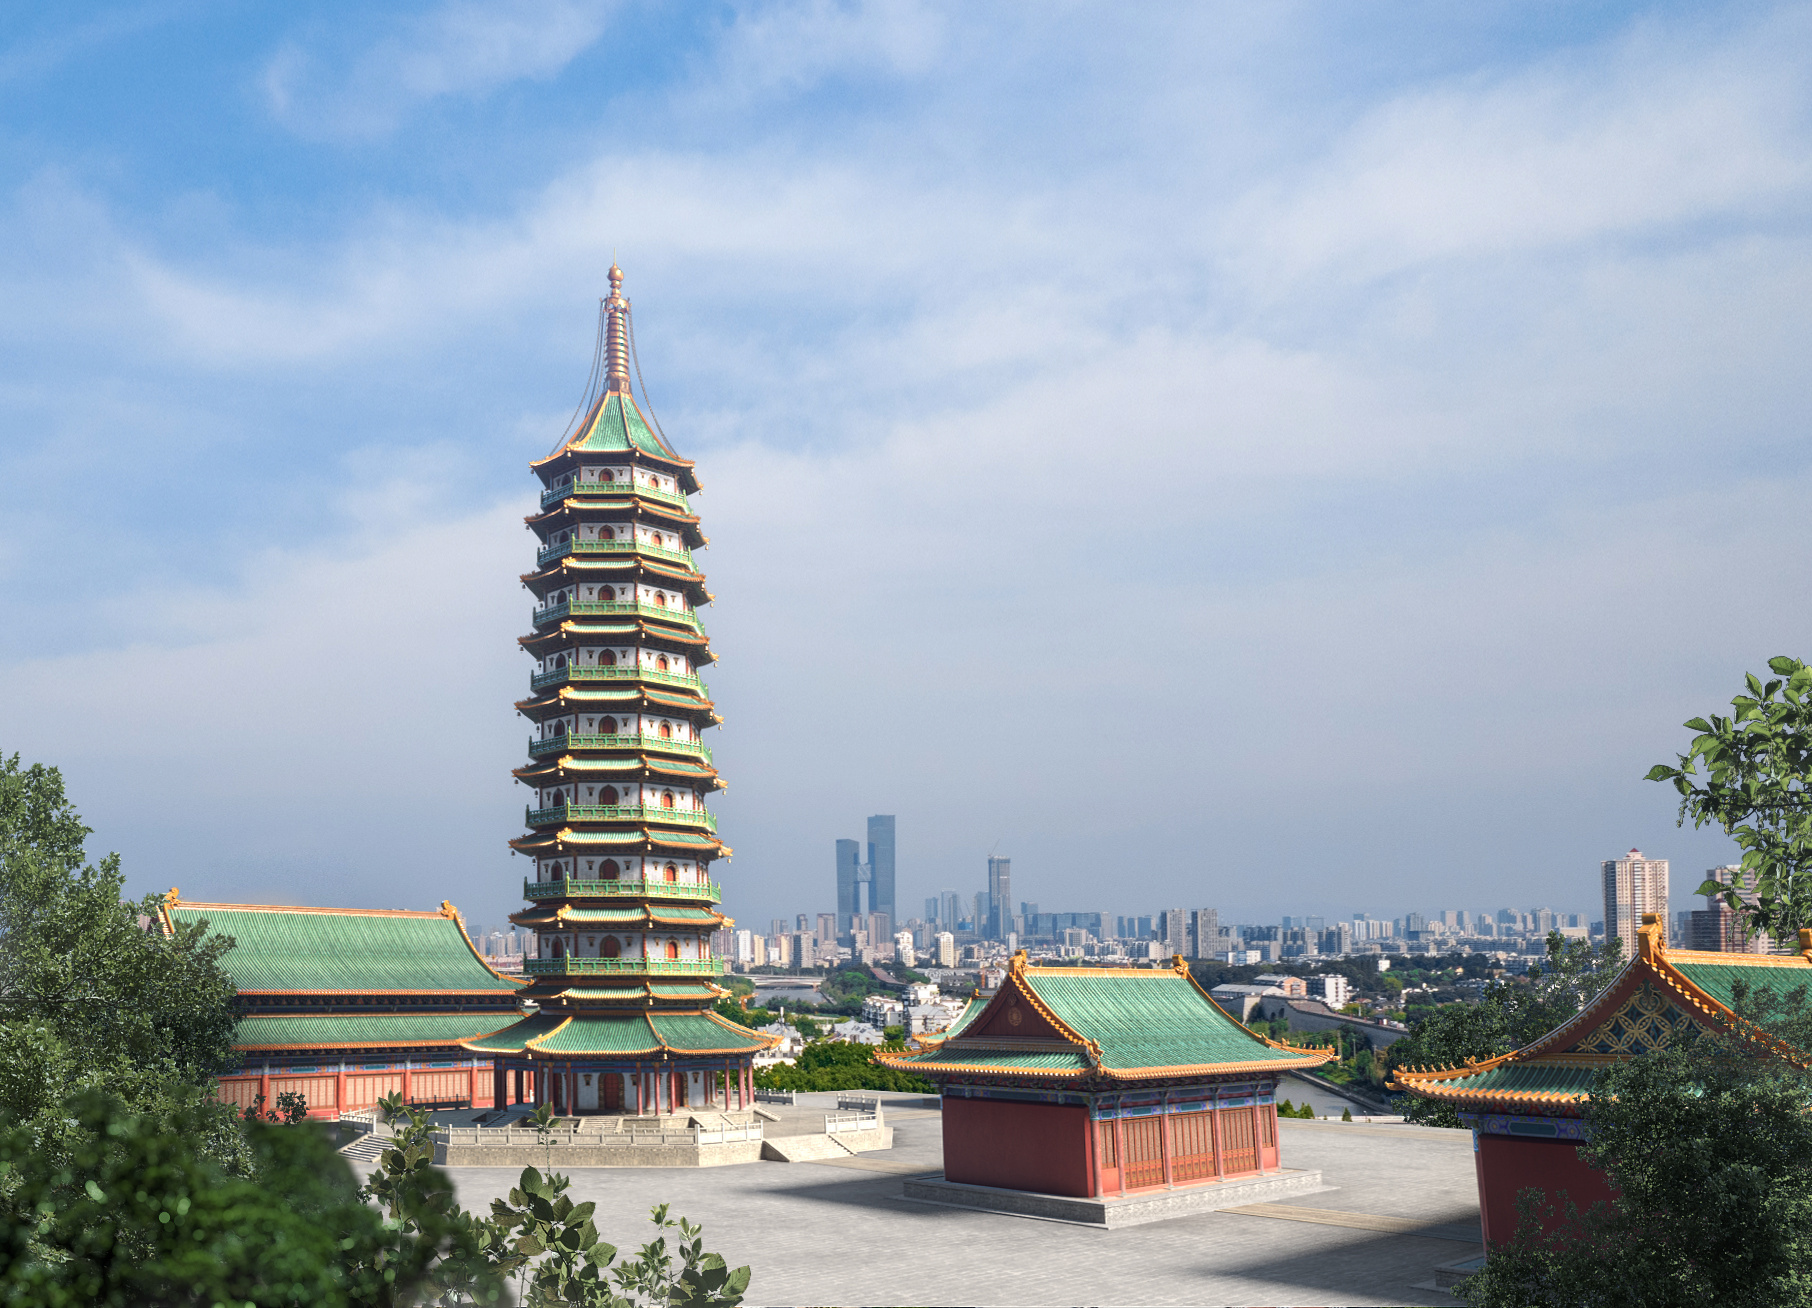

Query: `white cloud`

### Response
(264, 0, 619, 139)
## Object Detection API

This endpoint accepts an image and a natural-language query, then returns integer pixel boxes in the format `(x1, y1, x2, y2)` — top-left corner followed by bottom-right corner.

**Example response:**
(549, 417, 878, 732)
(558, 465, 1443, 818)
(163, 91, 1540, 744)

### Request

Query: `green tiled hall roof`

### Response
(461, 1011, 774, 1058)
(234, 1014, 513, 1050)
(163, 900, 519, 995)
(885, 955, 1333, 1084)
(1395, 918, 1812, 1114)
(570, 393, 675, 460)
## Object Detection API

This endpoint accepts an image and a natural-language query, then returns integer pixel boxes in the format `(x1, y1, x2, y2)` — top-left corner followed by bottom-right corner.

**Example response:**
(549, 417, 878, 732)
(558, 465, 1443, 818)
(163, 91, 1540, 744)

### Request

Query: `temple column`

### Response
(336, 1061, 347, 1117)
(402, 1059, 413, 1105)
(1212, 1088, 1225, 1180)
(493, 1062, 506, 1111)
(1114, 1116, 1127, 1197)
(1160, 1097, 1175, 1190)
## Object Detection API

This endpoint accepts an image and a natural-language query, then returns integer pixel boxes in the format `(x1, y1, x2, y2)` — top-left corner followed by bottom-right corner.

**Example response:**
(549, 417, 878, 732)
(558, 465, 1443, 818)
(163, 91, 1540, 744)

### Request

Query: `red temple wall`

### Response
(943, 1097, 1093, 1197)
(1477, 1134, 1619, 1246)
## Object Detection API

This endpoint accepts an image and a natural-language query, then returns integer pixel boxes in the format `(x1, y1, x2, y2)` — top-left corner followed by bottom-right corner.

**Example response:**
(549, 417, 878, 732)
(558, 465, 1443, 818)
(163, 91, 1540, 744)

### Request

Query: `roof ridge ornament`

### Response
(1638, 912, 1665, 963)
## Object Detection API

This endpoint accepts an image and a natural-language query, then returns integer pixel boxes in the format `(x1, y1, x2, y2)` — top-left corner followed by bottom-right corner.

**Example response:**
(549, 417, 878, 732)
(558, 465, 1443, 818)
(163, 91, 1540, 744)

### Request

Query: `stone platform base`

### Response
(901, 1169, 1328, 1228)
(761, 1126, 893, 1161)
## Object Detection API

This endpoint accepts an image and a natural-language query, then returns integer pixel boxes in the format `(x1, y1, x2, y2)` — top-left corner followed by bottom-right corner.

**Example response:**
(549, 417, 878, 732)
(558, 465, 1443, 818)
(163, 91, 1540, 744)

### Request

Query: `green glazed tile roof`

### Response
(650, 830, 718, 847)
(234, 1014, 512, 1049)
(573, 393, 672, 458)
(1021, 971, 1323, 1071)
(908, 1048, 1095, 1073)
(168, 905, 518, 994)
(1673, 960, 1812, 1011)
(1425, 1062, 1603, 1098)
(649, 983, 720, 997)
(941, 995, 985, 1038)
(649, 907, 723, 923)
(465, 1014, 566, 1053)
(534, 1014, 663, 1054)
(559, 986, 647, 1000)
(651, 1013, 769, 1052)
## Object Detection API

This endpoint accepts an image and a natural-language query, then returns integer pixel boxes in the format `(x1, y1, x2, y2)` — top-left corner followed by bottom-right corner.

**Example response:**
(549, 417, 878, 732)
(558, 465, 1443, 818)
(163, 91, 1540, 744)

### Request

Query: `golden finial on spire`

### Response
(604, 262, 630, 393)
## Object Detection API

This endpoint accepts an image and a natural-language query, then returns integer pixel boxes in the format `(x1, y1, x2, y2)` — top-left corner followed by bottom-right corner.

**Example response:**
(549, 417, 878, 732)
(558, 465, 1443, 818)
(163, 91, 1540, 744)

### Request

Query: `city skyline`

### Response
(3, 4, 1799, 931)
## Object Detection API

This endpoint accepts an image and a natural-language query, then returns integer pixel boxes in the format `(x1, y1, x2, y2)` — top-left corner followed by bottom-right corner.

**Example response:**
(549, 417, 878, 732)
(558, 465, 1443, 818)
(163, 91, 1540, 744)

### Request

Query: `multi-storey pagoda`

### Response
(464, 265, 774, 1115)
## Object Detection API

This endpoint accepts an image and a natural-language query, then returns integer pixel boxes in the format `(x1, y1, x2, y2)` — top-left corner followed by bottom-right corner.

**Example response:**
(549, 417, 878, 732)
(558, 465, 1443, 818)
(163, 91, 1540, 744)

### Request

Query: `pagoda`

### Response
(464, 265, 774, 1116)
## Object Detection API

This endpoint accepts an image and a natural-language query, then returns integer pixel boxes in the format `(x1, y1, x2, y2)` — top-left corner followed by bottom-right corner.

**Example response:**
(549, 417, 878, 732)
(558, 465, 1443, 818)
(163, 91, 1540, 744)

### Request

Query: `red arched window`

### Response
(602, 468, 615, 483)
(552, 938, 565, 958)
(656, 655, 669, 672)
(664, 863, 679, 883)
(600, 586, 615, 602)
(602, 937, 620, 958)
(599, 525, 614, 540)
(650, 533, 663, 549)
(661, 791, 675, 809)
(600, 859, 619, 879)
(600, 648, 616, 666)
(601, 717, 618, 735)
(659, 722, 673, 739)
(550, 789, 564, 807)
(549, 861, 564, 879)
(601, 786, 619, 805)
(665, 940, 680, 960)
(555, 654, 567, 669)
(653, 591, 667, 608)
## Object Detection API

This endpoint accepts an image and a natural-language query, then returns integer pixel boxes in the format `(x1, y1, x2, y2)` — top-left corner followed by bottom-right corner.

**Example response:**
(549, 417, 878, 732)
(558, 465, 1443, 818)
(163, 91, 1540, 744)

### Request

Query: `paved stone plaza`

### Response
(381, 1091, 1481, 1306)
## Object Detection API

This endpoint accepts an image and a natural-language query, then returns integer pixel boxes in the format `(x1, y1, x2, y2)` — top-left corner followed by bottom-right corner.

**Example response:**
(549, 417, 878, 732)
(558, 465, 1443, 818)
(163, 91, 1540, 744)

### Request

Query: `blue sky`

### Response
(2, 1, 1807, 936)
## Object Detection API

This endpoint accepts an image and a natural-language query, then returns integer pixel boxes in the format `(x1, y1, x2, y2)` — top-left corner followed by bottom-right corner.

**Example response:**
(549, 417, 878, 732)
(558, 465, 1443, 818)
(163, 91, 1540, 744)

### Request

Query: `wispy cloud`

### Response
(263, 0, 619, 139)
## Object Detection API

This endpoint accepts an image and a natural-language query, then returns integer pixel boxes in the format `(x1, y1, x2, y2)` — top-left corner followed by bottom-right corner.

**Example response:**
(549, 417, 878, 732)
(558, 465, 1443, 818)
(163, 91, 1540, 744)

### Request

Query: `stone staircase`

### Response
(339, 1132, 389, 1164)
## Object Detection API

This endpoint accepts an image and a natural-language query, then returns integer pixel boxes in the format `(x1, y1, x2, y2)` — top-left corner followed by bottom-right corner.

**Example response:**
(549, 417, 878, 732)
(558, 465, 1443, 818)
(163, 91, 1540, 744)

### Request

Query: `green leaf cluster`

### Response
(1459, 983, 1812, 1307)
(1648, 656, 1812, 942)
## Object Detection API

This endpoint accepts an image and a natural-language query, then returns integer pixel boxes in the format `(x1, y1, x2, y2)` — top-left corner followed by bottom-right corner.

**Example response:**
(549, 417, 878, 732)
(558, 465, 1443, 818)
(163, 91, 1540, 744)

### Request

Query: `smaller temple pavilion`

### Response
(881, 954, 1332, 1202)
(1394, 913, 1812, 1246)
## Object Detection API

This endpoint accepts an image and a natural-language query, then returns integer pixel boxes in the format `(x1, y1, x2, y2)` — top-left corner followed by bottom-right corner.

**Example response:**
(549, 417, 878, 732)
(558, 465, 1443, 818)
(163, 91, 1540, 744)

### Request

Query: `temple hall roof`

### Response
(463, 1010, 775, 1058)
(882, 953, 1333, 1084)
(161, 897, 521, 996)
(1392, 916, 1812, 1117)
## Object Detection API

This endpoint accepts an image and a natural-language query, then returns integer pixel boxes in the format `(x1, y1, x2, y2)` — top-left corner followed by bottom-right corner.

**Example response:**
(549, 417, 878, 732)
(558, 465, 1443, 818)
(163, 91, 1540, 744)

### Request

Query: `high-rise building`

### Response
(974, 890, 991, 935)
(1603, 848, 1669, 954)
(816, 913, 836, 944)
(792, 932, 816, 970)
(770, 918, 787, 938)
(1189, 908, 1220, 960)
(1687, 864, 1767, 954)
(940, 890, 961, 932)
(925, 896, 940, 924)
(477, 265, 771, 1112)
(894, 930, 915, 967)
(795, 913, 809, 932)
(836, 838, 863, 934)
(867, 815, 896, 923)
(987, 857, 1012, 940)
(867, 911, 893, 948)
(935, 931, 956, 967)
(1159, 908, 1187, 956)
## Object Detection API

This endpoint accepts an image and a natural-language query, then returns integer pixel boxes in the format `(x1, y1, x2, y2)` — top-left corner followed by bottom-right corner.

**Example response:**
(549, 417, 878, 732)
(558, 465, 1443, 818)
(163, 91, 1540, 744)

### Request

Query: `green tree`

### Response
(1459, 984, 1812, 1308)
(1648, 656, 1812, 943)
(754, 1040, 933, 1093)
(0, 754, 247, 1179)
(1386, 933, 1623, 1127)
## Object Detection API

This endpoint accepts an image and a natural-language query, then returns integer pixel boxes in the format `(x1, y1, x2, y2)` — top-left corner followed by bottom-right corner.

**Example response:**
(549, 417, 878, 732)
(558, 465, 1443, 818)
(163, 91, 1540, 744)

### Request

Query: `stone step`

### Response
(761, 1133, 857, 1162)
(340, 1133, 388, 1164)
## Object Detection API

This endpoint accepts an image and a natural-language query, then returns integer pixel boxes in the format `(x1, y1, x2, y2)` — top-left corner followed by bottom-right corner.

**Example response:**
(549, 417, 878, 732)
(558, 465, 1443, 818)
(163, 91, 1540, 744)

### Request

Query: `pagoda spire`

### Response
(604, 263, 630, 394)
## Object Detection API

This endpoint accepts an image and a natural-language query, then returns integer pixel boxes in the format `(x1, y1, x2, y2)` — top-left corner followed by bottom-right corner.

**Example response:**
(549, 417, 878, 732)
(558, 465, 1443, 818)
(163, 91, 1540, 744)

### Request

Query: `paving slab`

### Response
(398, 1101, 1480, 1306)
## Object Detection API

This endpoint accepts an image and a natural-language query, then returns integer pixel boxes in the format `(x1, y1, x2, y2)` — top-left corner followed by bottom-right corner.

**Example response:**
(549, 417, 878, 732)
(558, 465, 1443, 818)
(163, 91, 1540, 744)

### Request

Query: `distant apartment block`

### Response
(1603, 848, 1669, 955)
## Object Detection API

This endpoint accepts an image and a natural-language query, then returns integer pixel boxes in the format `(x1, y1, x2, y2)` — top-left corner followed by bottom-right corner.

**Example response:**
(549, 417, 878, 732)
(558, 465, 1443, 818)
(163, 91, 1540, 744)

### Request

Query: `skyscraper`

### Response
(867, 815, 896, 923)
(835, 837, 862, 934)
(925, 896, 940, 923)
(1602, 848, 1669, 954)
(1190, 908, 1220, 960)
(940, 890, 961, 932)
(986, 856, 1012, 940)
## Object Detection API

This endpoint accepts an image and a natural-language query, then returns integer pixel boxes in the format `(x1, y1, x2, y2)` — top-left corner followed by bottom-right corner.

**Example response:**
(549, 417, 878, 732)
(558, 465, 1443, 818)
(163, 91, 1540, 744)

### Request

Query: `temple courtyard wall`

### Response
(363, 1090, 1487, 1306)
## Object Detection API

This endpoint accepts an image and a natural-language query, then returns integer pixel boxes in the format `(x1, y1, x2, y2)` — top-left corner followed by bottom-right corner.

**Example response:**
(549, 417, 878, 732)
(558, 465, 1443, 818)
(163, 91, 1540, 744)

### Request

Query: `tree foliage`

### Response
(1385, 933, 1624, 1127)
(1648, 655, 1812, 942)
(1459, 982, 1812, 1308)
(754, 1040, 932, 1093)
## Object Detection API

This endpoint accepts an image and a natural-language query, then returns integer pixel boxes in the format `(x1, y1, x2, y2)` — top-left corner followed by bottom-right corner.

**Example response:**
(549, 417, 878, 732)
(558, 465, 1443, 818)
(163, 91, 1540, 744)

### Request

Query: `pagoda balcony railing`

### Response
(527, 734, 712, 763)
(531, 599, 704, 630)
(541, 481, 690, 511)
(536, 538, 694, 567)
(523, 956, 724, 977)
(526, 804, 717, 832)
(523, 877, 722, 902)
(529, 664, 705, 693)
